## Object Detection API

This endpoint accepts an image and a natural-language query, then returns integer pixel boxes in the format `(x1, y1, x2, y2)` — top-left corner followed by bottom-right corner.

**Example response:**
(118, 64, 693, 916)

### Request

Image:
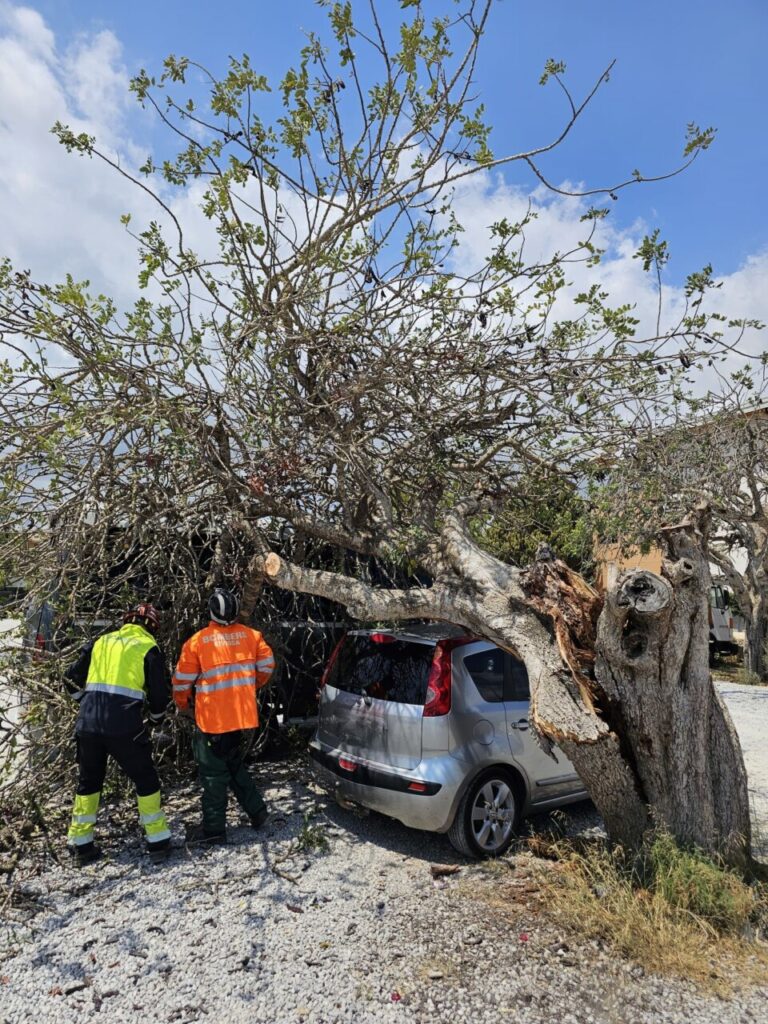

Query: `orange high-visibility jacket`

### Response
(172, 622, 275, 734)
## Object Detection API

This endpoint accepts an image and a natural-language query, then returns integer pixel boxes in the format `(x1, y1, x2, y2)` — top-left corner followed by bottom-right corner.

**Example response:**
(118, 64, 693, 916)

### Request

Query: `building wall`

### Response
(594, 543, 664, 592)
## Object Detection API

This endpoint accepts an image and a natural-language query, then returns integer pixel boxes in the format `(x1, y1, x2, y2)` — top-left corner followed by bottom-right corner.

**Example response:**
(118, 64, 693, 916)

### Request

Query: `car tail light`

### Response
(32, 632, 47, 662)
(339, 757, 357, 772)
(423, 637, 473, 718)
(729, 617, 734, 629)
(408, 781, 428, 792)
(369, 632, 396, 644)
(320, 634, 346, 690)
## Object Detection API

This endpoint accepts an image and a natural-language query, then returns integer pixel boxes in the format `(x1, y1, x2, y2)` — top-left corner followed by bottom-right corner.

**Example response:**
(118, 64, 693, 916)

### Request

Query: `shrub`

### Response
(538, 831, 768, 991)
(647, 831, 755, 932)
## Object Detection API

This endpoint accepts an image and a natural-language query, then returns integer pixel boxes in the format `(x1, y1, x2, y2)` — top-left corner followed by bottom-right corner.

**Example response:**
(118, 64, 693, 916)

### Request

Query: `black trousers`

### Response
(76, 730, 160, 798)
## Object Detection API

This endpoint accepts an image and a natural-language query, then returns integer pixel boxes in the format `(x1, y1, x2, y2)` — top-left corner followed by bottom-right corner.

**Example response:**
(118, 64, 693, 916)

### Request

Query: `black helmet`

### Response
(208, 588, 239, 625)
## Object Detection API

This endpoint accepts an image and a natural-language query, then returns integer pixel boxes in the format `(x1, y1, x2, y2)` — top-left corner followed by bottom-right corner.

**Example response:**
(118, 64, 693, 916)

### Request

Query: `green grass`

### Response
(710, 651, 765, 686)
(646, 831, 756, 931)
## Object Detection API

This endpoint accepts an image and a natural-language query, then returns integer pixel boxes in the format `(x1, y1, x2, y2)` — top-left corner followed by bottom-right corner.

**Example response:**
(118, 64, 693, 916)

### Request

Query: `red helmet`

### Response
(124, 603, 161, 634)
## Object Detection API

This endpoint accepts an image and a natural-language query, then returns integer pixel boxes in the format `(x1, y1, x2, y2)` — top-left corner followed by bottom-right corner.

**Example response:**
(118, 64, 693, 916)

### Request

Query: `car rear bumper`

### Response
(309, 740, 461, 832)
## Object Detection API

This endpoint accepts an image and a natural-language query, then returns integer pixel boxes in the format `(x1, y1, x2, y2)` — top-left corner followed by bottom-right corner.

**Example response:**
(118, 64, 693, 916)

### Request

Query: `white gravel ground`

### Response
(715, 681, 768, 857)
(1, 683, 767, 1024)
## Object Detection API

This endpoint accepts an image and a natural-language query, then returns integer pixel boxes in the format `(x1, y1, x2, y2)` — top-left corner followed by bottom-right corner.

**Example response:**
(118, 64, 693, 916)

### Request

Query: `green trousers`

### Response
(192, 728, 266, 835)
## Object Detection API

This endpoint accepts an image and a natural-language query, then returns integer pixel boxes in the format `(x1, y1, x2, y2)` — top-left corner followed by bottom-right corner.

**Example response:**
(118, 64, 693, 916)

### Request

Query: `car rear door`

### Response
(316, 632, 435, 770)
(451, 644, 518, 763)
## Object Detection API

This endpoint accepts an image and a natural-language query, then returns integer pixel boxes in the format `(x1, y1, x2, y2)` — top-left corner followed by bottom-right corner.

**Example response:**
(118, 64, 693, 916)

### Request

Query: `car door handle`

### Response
(509, 719, 529, 731)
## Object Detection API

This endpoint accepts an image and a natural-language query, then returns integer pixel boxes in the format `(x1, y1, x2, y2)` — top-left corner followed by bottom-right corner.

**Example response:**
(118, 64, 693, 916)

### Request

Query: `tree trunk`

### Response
(594, 524, 751, 867)
(262, 511, 753, 868)
(744, 597, 768, 679)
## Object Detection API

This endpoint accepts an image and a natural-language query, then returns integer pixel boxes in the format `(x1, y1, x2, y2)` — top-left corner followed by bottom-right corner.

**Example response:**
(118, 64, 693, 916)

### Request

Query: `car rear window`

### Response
(464, 648, 530, 702)
(464, 648, 504, 702)
(326, 635, 435, 705)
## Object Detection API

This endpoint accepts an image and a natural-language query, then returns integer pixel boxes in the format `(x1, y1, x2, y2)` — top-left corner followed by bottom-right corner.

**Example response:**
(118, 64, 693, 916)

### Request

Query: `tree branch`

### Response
(263, 552, 453, 621)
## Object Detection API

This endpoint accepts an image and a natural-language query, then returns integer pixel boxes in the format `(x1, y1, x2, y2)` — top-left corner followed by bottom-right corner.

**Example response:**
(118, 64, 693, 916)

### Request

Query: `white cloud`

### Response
(62, 29, 128, 138)
(447, 170, 768, 386)
(0, 3, 158, 306)
(0, 2, 53, 60)
(0, 4, 280, 323)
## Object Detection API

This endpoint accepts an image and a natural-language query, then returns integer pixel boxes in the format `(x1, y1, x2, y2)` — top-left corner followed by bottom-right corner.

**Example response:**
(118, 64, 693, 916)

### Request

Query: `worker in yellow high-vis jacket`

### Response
(64, 603, 171, 865)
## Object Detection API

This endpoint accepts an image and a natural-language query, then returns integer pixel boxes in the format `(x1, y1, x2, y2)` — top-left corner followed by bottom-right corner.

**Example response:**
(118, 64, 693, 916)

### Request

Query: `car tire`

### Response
(447, 769, 521, 859)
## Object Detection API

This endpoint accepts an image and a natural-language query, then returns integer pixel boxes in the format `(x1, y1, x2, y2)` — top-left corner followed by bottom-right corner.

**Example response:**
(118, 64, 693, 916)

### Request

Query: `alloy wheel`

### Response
(470, 779, 515, 853)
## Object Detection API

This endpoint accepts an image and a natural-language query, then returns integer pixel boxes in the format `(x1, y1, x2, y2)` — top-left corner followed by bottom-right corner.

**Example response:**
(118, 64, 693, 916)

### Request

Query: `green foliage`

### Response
(539, 58, 566, 86)
(475, 478, 594, 577)
(579, 206, 609, 223)
(0, 0, 752, 712)
(295, 810, 330, 853)
(684, 263, 718, 298)
(541, 831, 768, 990)
(647, 832, 757, 933)
(634, 229, 669, 275)
(684, 122, 716, 158)
(163, 54, 190, 83)
(50, 122, 95, 155)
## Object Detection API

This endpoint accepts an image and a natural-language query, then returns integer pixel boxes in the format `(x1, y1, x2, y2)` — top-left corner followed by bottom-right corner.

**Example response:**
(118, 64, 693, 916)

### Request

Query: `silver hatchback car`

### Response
(309, 625, 588, 858)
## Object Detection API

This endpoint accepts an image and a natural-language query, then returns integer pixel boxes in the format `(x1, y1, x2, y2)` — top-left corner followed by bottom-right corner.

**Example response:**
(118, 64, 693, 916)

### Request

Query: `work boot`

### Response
(146, 839, 171, 865)
(185, 823, 227, 846)
(250, 807, 270, 829)
(68, 842, 103, 867)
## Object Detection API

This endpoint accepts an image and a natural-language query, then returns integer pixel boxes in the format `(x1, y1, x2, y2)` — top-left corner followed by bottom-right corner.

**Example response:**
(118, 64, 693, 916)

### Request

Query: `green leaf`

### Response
(683, 123, 716, 158)
(539, 58, 566, 86)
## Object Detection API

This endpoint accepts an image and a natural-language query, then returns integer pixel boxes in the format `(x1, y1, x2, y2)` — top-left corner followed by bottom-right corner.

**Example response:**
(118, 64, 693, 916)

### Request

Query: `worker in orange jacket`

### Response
(172, 588, 275, 844)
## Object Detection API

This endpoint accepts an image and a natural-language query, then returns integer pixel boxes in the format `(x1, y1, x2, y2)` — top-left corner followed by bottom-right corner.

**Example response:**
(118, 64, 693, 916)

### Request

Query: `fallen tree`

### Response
(264, 508, 751, 867)
(0, 1, 761, 866)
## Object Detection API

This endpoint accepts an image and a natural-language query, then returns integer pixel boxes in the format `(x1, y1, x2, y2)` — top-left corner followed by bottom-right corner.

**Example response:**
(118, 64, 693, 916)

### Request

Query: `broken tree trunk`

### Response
(262, 510, 752, 868)
(520, 551, 651, 854)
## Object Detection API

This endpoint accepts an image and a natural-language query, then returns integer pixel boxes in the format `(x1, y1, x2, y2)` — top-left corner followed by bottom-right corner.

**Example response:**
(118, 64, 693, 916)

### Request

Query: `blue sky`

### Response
(26, 0, 767, 282)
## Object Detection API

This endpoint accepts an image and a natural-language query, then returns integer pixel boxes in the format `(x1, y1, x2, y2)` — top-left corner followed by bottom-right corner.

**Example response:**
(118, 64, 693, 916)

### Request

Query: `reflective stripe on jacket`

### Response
(86, 624, 157, 700)
(172, 622, 275, 734)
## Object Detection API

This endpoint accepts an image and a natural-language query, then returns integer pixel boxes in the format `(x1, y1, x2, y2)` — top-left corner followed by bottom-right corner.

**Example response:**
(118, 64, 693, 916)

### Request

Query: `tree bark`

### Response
(744, 596, 768, 679)
(594, 524, 751, 868)
(262, 512, 752, 868)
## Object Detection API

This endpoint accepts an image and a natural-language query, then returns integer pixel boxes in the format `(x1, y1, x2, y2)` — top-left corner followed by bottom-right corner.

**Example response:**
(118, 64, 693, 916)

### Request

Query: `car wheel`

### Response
(448, 770, 520, 859)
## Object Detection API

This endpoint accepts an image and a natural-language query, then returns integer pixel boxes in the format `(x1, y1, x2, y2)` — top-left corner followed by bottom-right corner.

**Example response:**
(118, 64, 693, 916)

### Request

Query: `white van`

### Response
(709, 584, 737, 655)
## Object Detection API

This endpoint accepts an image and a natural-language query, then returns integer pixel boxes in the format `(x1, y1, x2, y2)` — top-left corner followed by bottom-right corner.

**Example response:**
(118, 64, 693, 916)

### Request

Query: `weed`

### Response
(711, 652, 764, 686)
(537, 831, 768, 993)
(735, 668, 764, 686)
(295, 811, 329, 854)
(646, 831, 755, 932)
